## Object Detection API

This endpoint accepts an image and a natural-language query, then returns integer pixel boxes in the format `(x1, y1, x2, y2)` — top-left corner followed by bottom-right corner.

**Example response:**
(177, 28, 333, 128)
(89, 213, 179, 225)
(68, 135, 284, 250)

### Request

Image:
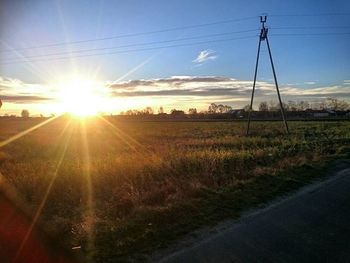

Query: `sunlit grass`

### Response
(0, 117, 349, 261)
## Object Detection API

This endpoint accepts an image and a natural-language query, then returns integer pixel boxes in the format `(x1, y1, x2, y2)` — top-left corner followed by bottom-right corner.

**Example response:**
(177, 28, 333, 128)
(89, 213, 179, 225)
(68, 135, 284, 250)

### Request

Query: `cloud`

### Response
(0, 95, 52, 103)
(0, 76, 54, 104)
(193, 50, 217, 64)
(304, 81, 316, 85)
(108, 76, 230, 90)
(108, 76, 350, 103)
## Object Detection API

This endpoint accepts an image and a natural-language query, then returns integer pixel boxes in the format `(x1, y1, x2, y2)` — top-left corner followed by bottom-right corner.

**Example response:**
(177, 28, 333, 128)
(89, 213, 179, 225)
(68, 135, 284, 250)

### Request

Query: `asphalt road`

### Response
(158, 165, 350, 263)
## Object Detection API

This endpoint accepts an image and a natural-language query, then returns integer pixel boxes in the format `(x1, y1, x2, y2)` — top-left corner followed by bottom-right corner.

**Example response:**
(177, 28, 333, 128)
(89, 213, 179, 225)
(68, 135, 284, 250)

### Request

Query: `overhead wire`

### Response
(2, 30, 350, 65)
(1, 29, 260, 62)
(1, 13, 350, 65)
(271, 32, 350, 36)
(269, 13, 350, 17)
(271, 26, 350, 30)
(0, 16, 258, 53)
(1, 35, 257, 65)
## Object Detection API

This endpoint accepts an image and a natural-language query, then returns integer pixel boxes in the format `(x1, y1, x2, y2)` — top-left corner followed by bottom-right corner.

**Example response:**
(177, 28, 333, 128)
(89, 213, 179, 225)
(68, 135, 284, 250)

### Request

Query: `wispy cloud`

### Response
(108, 76, 350, 103)
(192, 50, 217, 64)
(0, 95, 51, 103)
(0, 76, 54, 103)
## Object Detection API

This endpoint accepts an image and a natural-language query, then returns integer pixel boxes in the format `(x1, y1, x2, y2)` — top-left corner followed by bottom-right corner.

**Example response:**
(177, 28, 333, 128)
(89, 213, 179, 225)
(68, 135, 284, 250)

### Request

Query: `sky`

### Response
(0, 0, 349, 115)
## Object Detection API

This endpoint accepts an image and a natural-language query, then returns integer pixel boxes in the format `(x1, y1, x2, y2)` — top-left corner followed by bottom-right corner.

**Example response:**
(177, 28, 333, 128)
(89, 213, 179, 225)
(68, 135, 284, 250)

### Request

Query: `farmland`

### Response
(0, 116, 349, 262)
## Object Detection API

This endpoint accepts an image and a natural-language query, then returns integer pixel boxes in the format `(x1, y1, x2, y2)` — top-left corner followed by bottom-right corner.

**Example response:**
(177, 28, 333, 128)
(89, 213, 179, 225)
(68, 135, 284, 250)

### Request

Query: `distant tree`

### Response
(0, 99, 2, 109)
(337, 100, 349, 110)
(125, 110, 135, 115)
(188, 108, 197, 114)
(318, 101, 327, 110)
(158, 106, 164, 114)
(258, 101, 268, 111)
(243, 104, 251, 111)
(325, 97, 349, 110)
(217, 104, 225, 113)
(268, 101, 278, 111)
(208, 103, 218, 114)
(287, 100, 297, 111)
(223, 105, 232, 113)
(170, 109, 185, 115)
(21, 109, 30, 118)
(283, 102, 290, 111)
(208, 103, 232, 113)
(143, 107, 154, 115)
(296, 101, 310, 111)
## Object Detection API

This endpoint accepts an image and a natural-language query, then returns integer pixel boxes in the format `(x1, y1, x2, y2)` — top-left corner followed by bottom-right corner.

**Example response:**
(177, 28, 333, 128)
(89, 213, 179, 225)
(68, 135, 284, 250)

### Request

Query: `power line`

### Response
(271, 32, 350, 36)
(5, 28, 349, 63)
(2, 29, 259, 62)
(0, 35, 257, 65)
(2, 31, 349, 65)
(271, 26, 350, 30)
(0, 16, 257, 53)
(7, 27, 348, 62)
(269, 13, 350, 17)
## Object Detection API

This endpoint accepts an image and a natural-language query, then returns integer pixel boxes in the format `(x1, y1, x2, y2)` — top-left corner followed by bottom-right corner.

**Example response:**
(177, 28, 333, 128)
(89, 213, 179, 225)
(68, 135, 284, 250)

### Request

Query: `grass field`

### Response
(0, 117, 349, 262)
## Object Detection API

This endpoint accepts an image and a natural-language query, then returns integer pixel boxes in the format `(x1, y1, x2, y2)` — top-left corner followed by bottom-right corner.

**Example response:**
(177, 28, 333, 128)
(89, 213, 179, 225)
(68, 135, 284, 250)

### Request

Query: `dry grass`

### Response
(0, 116, 349, 261)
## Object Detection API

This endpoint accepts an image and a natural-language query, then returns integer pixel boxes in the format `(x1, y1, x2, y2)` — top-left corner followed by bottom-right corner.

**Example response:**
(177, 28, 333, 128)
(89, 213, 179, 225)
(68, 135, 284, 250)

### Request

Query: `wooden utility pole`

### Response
(246, 16, 289, 135)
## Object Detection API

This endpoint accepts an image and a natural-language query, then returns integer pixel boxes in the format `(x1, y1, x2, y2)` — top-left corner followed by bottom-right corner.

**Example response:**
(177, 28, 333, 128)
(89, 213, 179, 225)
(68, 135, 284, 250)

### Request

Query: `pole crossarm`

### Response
(246, 16, 289, 135)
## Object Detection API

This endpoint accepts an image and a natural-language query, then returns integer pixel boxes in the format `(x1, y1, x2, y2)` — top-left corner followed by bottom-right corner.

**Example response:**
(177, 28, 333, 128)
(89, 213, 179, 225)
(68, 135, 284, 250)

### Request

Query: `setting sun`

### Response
(57, 77, 103, 117)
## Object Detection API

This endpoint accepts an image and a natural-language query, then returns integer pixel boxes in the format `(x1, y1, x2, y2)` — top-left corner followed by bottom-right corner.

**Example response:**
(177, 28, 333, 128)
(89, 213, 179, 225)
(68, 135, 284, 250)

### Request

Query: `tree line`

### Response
(120, 97, 349, 116)
(257, 98, 349, 112)
(0, 97, 348, 118)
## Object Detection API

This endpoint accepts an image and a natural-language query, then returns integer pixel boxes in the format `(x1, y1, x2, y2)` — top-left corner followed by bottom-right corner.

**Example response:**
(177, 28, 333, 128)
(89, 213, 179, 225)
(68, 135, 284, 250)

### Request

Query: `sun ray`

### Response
(97, 115, 144, 153)
(13, 118, 73, 260)
(98, 116, 185, 178)
(0, 115, 59, 149)
(0, 41, 56, 82)
(106, 52, 160, 88)
(80, 119, 95, 261)
(55, 0, 77, 72)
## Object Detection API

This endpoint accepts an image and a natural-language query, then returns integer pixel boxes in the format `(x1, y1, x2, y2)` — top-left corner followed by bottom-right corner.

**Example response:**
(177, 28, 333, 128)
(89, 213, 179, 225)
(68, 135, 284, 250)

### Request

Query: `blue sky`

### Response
(0, 0, 349, 115)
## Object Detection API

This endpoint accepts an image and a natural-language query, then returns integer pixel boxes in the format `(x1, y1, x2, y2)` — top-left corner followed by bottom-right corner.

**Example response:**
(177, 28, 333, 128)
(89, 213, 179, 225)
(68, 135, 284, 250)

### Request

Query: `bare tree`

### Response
(243, 104, 251, 111)
(268, 101, 278, 111)
(287, 100, 297, 111)
(258, 101, 268, 111)
(208, 103, 218, 113)
(326, 97, 349, 110)
(296, 101, 310, 111)
(188, 108, 197, 114)
(224, 105, 232, 113)
(21, 109, 30, 118)
(143, 107, 154, 115)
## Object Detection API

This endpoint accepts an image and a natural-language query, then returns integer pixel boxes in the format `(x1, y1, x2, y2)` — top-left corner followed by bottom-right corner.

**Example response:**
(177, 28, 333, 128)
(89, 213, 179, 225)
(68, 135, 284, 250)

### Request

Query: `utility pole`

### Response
(246, 16, 289, 135)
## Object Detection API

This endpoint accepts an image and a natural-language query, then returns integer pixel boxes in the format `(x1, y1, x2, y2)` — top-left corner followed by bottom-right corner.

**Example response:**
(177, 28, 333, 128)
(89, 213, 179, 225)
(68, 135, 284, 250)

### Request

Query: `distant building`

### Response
(228, 109, 245, 118)
(306, 109, 336, 118)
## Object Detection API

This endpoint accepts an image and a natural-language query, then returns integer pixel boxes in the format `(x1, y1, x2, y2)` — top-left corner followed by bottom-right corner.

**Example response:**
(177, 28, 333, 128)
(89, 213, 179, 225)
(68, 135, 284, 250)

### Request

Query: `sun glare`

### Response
(57, 77, 102, 117)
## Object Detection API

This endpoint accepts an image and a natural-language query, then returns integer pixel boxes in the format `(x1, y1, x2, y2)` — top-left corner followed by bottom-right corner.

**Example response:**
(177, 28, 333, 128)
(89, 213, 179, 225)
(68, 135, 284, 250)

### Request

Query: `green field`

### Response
(0, 117, 349, 262)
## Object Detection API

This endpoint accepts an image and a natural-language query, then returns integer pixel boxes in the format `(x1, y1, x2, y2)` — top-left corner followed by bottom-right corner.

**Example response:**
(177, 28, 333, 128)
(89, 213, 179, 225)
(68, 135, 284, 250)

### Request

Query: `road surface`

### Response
(158, 164, 350, 263)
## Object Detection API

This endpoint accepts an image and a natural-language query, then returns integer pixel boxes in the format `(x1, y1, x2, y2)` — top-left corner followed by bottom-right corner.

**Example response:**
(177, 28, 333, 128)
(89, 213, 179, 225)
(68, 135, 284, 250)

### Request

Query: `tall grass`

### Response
(0, 117, 349, 261)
